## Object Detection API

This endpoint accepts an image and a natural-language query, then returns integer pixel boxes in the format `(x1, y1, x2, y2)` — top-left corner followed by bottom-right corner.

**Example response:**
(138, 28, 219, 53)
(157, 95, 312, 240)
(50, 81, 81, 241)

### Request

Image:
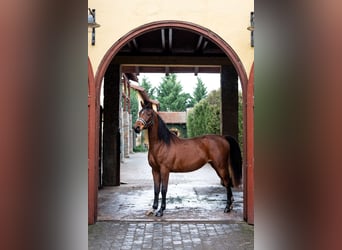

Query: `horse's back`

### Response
(198, 134, 229, 151)
(171, 134, 229, 159)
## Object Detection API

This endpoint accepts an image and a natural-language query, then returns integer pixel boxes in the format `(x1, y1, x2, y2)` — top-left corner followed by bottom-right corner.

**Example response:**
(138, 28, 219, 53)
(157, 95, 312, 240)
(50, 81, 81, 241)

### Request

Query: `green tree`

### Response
(156, 74, 191, 111)
(130, 90, 139, 127)
(187, 89, 243, 151)
(206, 89, 221, 106)
(140, 76, 156, 99)
(191, 77, 208, 106)
(206, 89, 221, 134)
(187, 89, 221, 137)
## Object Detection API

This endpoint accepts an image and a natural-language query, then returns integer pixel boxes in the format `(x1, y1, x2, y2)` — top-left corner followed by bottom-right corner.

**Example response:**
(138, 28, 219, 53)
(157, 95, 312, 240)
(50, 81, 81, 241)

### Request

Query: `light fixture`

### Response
(247, 11, 254, 47)
(88, 8, 100, 45)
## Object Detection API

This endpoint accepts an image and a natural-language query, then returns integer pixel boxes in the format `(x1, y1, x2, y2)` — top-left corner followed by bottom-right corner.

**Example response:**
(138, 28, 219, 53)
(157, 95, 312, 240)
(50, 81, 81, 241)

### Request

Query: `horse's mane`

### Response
(156, 113, 177, 145)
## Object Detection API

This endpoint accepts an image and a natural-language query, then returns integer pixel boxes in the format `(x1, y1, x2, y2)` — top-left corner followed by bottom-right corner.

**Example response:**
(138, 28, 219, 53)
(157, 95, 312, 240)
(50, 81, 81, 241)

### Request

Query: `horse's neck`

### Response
(147, 115, 160, 147)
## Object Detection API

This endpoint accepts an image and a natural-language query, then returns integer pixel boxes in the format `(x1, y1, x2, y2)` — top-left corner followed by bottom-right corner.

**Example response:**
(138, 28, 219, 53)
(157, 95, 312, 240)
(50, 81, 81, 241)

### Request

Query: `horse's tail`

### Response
(225, 135, 242, 187)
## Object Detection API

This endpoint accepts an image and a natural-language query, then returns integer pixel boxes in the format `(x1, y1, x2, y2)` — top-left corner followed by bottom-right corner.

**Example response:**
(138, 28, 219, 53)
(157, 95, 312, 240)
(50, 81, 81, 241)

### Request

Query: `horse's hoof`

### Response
(224, 205, 233, 213)
(145, 209, 154, 216)
(155, 210, 163, 217)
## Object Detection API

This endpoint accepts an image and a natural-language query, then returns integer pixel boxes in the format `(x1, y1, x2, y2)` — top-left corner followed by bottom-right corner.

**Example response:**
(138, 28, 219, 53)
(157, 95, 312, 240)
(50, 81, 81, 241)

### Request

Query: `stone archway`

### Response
(89, 20, 254, 224)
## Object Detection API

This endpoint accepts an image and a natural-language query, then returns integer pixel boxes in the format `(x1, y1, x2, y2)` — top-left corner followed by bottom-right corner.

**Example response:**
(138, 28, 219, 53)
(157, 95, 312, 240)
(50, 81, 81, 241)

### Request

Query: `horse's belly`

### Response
(149, 142, 210, 172)
(170, 153, 208, 172)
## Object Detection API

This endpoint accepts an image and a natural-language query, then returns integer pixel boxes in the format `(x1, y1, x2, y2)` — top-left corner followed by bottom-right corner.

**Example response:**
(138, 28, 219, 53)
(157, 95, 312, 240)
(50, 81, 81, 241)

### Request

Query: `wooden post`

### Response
(245, 63, 254, 224)
(103, 64, 120, 186)
(221, 65, 239, 140)
(88, 58, 97, 224)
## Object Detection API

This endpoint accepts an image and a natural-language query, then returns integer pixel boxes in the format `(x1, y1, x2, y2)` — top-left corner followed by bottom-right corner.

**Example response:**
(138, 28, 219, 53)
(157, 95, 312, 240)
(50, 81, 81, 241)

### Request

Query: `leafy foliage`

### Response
(140, 76, 156, 99)
(190, 77, 208, 106)
(187, 89, 221, 137)
(133, 144, 148, 152)
(156, 74, 191, 111)
(130, 90, 139, 127)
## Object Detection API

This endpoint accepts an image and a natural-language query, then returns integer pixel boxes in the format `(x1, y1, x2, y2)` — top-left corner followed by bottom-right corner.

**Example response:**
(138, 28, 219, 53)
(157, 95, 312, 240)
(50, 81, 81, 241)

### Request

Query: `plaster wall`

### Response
(88, 0, 254, 74)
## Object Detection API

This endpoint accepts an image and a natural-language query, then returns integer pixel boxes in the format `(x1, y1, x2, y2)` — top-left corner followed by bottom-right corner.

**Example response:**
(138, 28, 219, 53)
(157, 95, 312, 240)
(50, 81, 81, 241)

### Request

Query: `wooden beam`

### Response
(121, 65, 221, 74)
(202, 40, 208, 50)
(132, 39, 138, 50)
(161, 29, 166, 49)
(127, 42, 133, 51)
(113, 55, 231, 66)
(169, 28, 172, 51)
(196, 35, 203, 51)
(194, 66, 199, 76)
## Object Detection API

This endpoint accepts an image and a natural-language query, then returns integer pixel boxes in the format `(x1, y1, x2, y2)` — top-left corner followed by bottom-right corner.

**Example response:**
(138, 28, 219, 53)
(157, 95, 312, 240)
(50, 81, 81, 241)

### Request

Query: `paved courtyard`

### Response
(89, 152, 254, 249)
(89, 221, 253, 250)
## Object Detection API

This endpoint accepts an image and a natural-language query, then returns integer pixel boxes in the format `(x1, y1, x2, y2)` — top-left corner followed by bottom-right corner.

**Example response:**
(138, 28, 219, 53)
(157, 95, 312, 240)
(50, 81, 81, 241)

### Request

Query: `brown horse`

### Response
(133, 101, 242, 217)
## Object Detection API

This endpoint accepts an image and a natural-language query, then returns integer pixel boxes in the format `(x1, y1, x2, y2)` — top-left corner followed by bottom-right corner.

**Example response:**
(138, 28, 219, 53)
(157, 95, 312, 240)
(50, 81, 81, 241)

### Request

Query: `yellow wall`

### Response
(88, 0, 254, 76)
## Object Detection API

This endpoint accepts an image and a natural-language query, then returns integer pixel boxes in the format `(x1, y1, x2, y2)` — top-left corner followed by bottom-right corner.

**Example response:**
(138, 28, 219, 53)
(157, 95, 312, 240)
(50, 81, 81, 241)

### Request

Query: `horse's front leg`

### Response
(152, 169, 161, 210)
(156, 170, 169, 217)
(224, 186, 234, 213)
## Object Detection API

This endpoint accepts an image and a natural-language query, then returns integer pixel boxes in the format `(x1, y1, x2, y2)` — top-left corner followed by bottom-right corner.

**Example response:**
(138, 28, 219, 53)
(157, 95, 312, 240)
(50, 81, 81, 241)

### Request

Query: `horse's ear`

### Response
(140, 100, 152, 109)
(145, 101, 152, 109)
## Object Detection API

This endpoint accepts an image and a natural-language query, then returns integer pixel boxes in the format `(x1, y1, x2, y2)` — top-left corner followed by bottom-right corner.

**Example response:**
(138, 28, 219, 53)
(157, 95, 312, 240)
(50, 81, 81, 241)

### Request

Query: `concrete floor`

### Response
(97, 152, 244, 222)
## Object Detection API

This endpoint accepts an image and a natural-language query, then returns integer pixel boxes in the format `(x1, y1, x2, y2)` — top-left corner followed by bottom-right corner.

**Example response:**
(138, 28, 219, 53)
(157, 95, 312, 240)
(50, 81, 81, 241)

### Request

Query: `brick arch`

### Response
(89, 20, 254, 224)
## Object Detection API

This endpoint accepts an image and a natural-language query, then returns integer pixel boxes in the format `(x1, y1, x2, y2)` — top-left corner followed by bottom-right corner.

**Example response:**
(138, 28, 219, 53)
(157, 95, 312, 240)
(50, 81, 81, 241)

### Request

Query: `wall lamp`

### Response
(247, 11, 254, 47)
(88, 8, 100, 45)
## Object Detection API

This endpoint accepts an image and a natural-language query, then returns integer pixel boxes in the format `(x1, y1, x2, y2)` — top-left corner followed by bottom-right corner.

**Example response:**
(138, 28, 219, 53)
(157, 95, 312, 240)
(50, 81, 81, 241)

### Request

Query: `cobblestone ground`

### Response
(89, 221, 254, 250)
(90, 153, 254, 249)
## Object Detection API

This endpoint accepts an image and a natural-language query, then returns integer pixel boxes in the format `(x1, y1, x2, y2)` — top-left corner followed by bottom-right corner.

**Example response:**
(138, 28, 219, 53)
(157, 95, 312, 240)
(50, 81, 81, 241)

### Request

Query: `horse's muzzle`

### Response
(133, 126, 141, 134)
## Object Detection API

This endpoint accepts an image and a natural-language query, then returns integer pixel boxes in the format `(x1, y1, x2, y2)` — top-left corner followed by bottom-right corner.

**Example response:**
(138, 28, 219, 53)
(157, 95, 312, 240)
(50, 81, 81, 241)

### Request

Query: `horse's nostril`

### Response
(134, 127, 140, 134)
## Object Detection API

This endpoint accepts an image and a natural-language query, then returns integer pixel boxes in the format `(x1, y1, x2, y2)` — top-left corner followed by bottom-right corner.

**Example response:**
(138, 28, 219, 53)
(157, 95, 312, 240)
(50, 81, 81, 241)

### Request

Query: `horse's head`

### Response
(133, 101, 154, 134)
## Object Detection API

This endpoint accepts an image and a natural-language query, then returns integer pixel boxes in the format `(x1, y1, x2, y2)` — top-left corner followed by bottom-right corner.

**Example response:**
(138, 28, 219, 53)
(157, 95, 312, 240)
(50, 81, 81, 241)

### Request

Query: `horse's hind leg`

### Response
(224, 185, 233, 213)
(223, 175, 234, 213)
(210, 161, 233, 213)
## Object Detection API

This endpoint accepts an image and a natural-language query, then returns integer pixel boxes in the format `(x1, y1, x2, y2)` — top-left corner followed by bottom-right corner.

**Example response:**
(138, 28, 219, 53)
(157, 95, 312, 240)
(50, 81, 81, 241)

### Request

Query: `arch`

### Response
(94, 20, 248, 98)
(244, 62, 254, 224)
(88, 57, 98, 224)
(89, 20, 254, 223)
